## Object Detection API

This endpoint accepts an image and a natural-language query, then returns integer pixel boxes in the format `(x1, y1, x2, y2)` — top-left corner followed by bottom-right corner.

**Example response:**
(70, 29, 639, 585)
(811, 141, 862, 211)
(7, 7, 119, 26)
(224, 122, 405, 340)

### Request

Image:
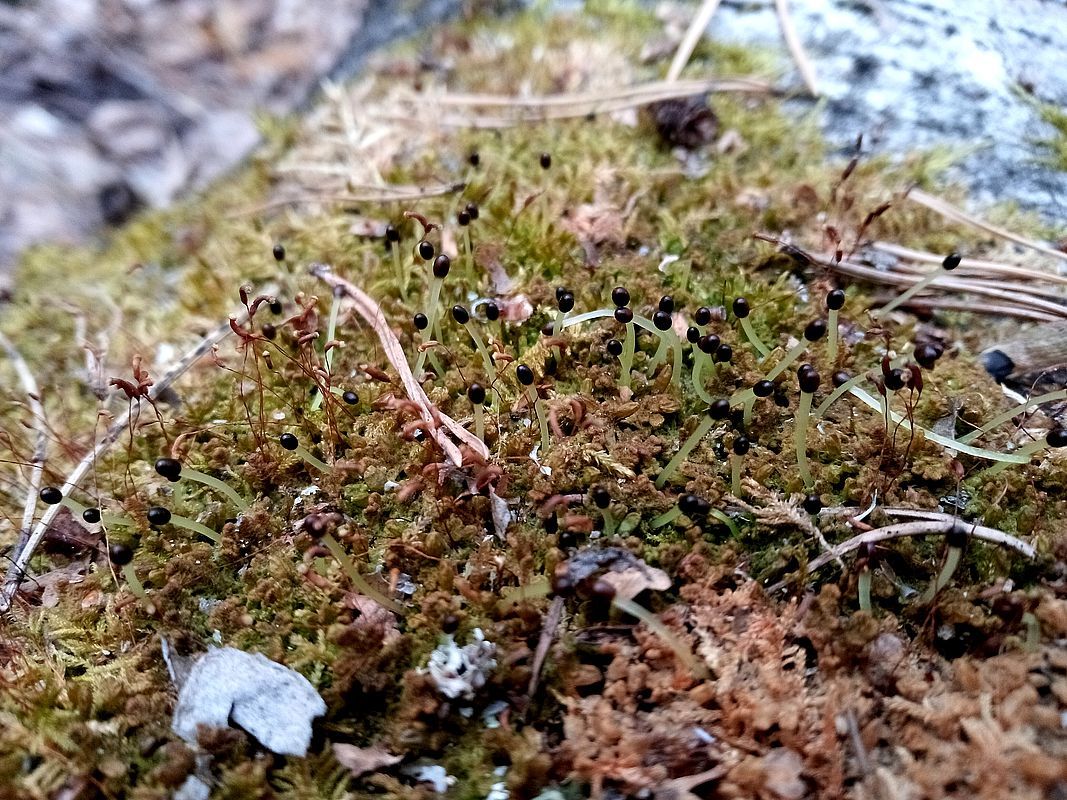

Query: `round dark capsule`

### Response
(108, 543, 134, 566)
(558, 292, 575, 313)
(451, 305, 470, 325)
(413, 312, 429, 331)
(147, 506, 172, 527)
(694, 306, 712, 326)
(698, 334, 720, 355)
(942, 252, 962, 270)
(417, 240, 435, 261)
(946, 523, 969, 549)
(732, 297, 750, 319)
(555, 286, 570, 302)
(468, 151, 480, 167)
(732, 436, 751, 456)
(709, 398, 731, 419)
(432, 254, 451, 279)
(914, 343, 942, 369)
(485, 301, 500, 321)
(442, 613, 461, 634)
(606, 339, 623, 356)
(155, 457, 182, 482)
(539, 152, 552, 169)
(269, 299, 283, 315)
(544, 514, 559, 534)
(884, 368, 906, 391)
(804, 319, 827, 342)
(342, 391, 359, 406)
(1047, 429, 1067, 448)
(611, 286, 630, 308)
(614, 307, 634, 324)
(714, 343, 733, 363)
(686, 326, 700, 344)
(692, 497, 711, 517)
(544, 355, 558, 376)
(465, 202, 480, 220)
(261, 323, 277, 340)
(467, 383, 486, 405)
(658, 295, 675, 314)
(591, 486, 611, 509)
(39, 486, 62, 505)
(516, 364, 535, 386)
(753, 380, 774, 398)
(798, 365, 821, 393)
(826, 288, 845, 311)
(385, 224, 400, 243)
(832, 370, 852, 388)
(457, 210, 471, 226)
(82, 508, 101, 524)
(272, 244, 286, 261)
(653, 310, 672, 331)
(279, 433, 299, 451)
(802, 494, 823, 514)
(678, 494, 701, 514)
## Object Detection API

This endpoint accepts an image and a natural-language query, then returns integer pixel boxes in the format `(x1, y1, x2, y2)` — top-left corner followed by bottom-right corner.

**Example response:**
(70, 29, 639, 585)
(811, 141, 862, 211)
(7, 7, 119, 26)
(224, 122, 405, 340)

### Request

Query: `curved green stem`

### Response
(707, 508, 740, 538)
(122, 563, 148, 603)
(620, 322, 636, 389)
(814, 374, 867, 418)
(657, 414, 716, 488)
(527, 387, 550, 454)
(463, 322, 497, 383)
(739, 317, 771, 359)
(651, 506, 682, 528)
(959, 389, 1067, 444)
(181, 469, 249, 512)
(602, 508, 618, 537)
(982, 438, 1047, 476)
(857, 567, 872, 612)
(875, 268, 945, 317)
(648, 335, 669, 371)
(826, 309, 839, 363)
(473, 403, 485, 442)
(730, 453, 743, 496)
(691, 352, 714, 404)
(170, 514, 222, 545)
(321, 532, 404, 614)
(294, 444, 331, 473)
(671, 334, 684, 389)
(764, 339, 808, 381)
(920, 545, 962, 603)
(795, 391, 815, 488)
(611, 596, 708, 680)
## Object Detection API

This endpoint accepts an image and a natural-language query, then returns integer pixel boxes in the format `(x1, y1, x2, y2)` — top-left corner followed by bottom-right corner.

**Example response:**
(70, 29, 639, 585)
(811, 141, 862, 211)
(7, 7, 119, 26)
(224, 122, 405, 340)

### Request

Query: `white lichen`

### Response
(420, 628, 497, 701)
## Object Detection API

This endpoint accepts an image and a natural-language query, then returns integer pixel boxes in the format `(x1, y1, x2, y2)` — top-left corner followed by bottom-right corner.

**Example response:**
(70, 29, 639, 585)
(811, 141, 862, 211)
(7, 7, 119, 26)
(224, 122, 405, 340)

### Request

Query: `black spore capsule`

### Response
(732, 436, 751, 456)
(709, 398, 731, 419)
(468, 151, 481, 167)
(457, 210, 471, 226)
(40, 486, 62, 505)
(607, 339, 623, 356)
(272, 244, 286, 261)
(558, 292, 575, 313)
(280, 433, 299, 451)
(803, 494, 823, 514)
(832, 370, 852, 388)
(417, 240, 435, 261)
(804, 319, 827, 342)
(269, 299, 283, 315)
(694, 306, 712, 326)
(155, 457, 182, 482)
(614, 307, 634, 324)
(385, 224, 400, 243)
(451, 305, 470, 325)
(82, 508, 101, 524)
(914, 343, 942, 369)
(109, 543, 134, 565)
(653, 310, 672, 330)
(516, 364, 535, 386)
(540, 152, 552, 169)
(943, 252, 962, 270)
(732, 297, 750, 319)
(753, 380, 774, 398)
(413, 313, 429, 331)
(147, 506, 172, 527)
(714, 343, 733, 363)
(698, 334, 720, 354)
(826, 288, 845, 310)
(342, 391, 359, 406)
(798, 365, 821, 394)
(884, 368, 906, 391)
(611, 286, 630, 308)
(485, 301, 500, 321)
(467, 383, 486, 405)
(1047, 429, 1067, 448)
(591, 486, 611, 509)
(433, 254, 451, 279)
(658, 295, 675, 314)
(687, 326, 700, 344)
(465, 202, 480, 220)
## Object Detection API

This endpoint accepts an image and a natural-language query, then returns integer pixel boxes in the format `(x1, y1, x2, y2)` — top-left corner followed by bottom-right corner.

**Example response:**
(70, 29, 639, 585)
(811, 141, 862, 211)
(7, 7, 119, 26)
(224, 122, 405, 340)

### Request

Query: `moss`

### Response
(1, 1, 1065, 797)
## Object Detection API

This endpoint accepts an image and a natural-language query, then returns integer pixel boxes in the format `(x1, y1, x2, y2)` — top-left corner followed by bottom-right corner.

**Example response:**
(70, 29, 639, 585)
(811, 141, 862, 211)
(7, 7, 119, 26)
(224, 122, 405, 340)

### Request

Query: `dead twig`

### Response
(0, 312, 249, 613)
(774, 0, 820, 97)
(665, 0, 724, 82)
(908, 188, 1067, 264)
(527, 595, 565, 700)
(309, 264, 489, 466)
(872, 241, 1067, 288)
(765, 517, 1035, 594)
(0, 330, 48, 602)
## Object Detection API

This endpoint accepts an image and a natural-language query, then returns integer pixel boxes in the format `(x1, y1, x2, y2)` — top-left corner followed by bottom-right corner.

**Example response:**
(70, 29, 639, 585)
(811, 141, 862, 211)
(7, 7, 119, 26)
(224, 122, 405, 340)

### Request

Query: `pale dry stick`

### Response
(872, 241, 1067, 288)
(825, 258, 1067, 320)
(231, 183, 464, 218)
(900, 298, 1060, 323)
(527, 595, 565, 700)
(309, 264, 489, 466)
(665, 0, 724, 82)
(764, 518, 1035, 594)
(908, 188, 1067, 264)
(429, 77, 770, 108)
(0, 313, 247, 613)
(774, 0, 819, 97)
(0, 331, 48, 594)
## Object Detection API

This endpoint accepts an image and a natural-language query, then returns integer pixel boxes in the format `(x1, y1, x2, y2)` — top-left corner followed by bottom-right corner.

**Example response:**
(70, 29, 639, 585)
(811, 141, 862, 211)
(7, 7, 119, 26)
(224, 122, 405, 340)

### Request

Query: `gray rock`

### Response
(171, 646, 326, 756)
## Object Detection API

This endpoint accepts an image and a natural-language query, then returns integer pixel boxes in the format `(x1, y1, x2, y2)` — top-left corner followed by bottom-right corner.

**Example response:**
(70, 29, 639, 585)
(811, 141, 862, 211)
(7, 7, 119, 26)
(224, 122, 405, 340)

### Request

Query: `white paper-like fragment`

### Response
(420, 629, 496, 701)
(172, 647, 326, 756)
(402, 764, 456, 793)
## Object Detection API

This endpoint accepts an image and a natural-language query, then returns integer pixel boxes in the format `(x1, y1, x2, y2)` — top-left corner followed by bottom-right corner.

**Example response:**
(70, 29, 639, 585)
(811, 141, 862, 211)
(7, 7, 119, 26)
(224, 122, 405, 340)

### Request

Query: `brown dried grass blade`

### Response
(666, 0, 724, 82)
(908, 188, 1067, 264)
